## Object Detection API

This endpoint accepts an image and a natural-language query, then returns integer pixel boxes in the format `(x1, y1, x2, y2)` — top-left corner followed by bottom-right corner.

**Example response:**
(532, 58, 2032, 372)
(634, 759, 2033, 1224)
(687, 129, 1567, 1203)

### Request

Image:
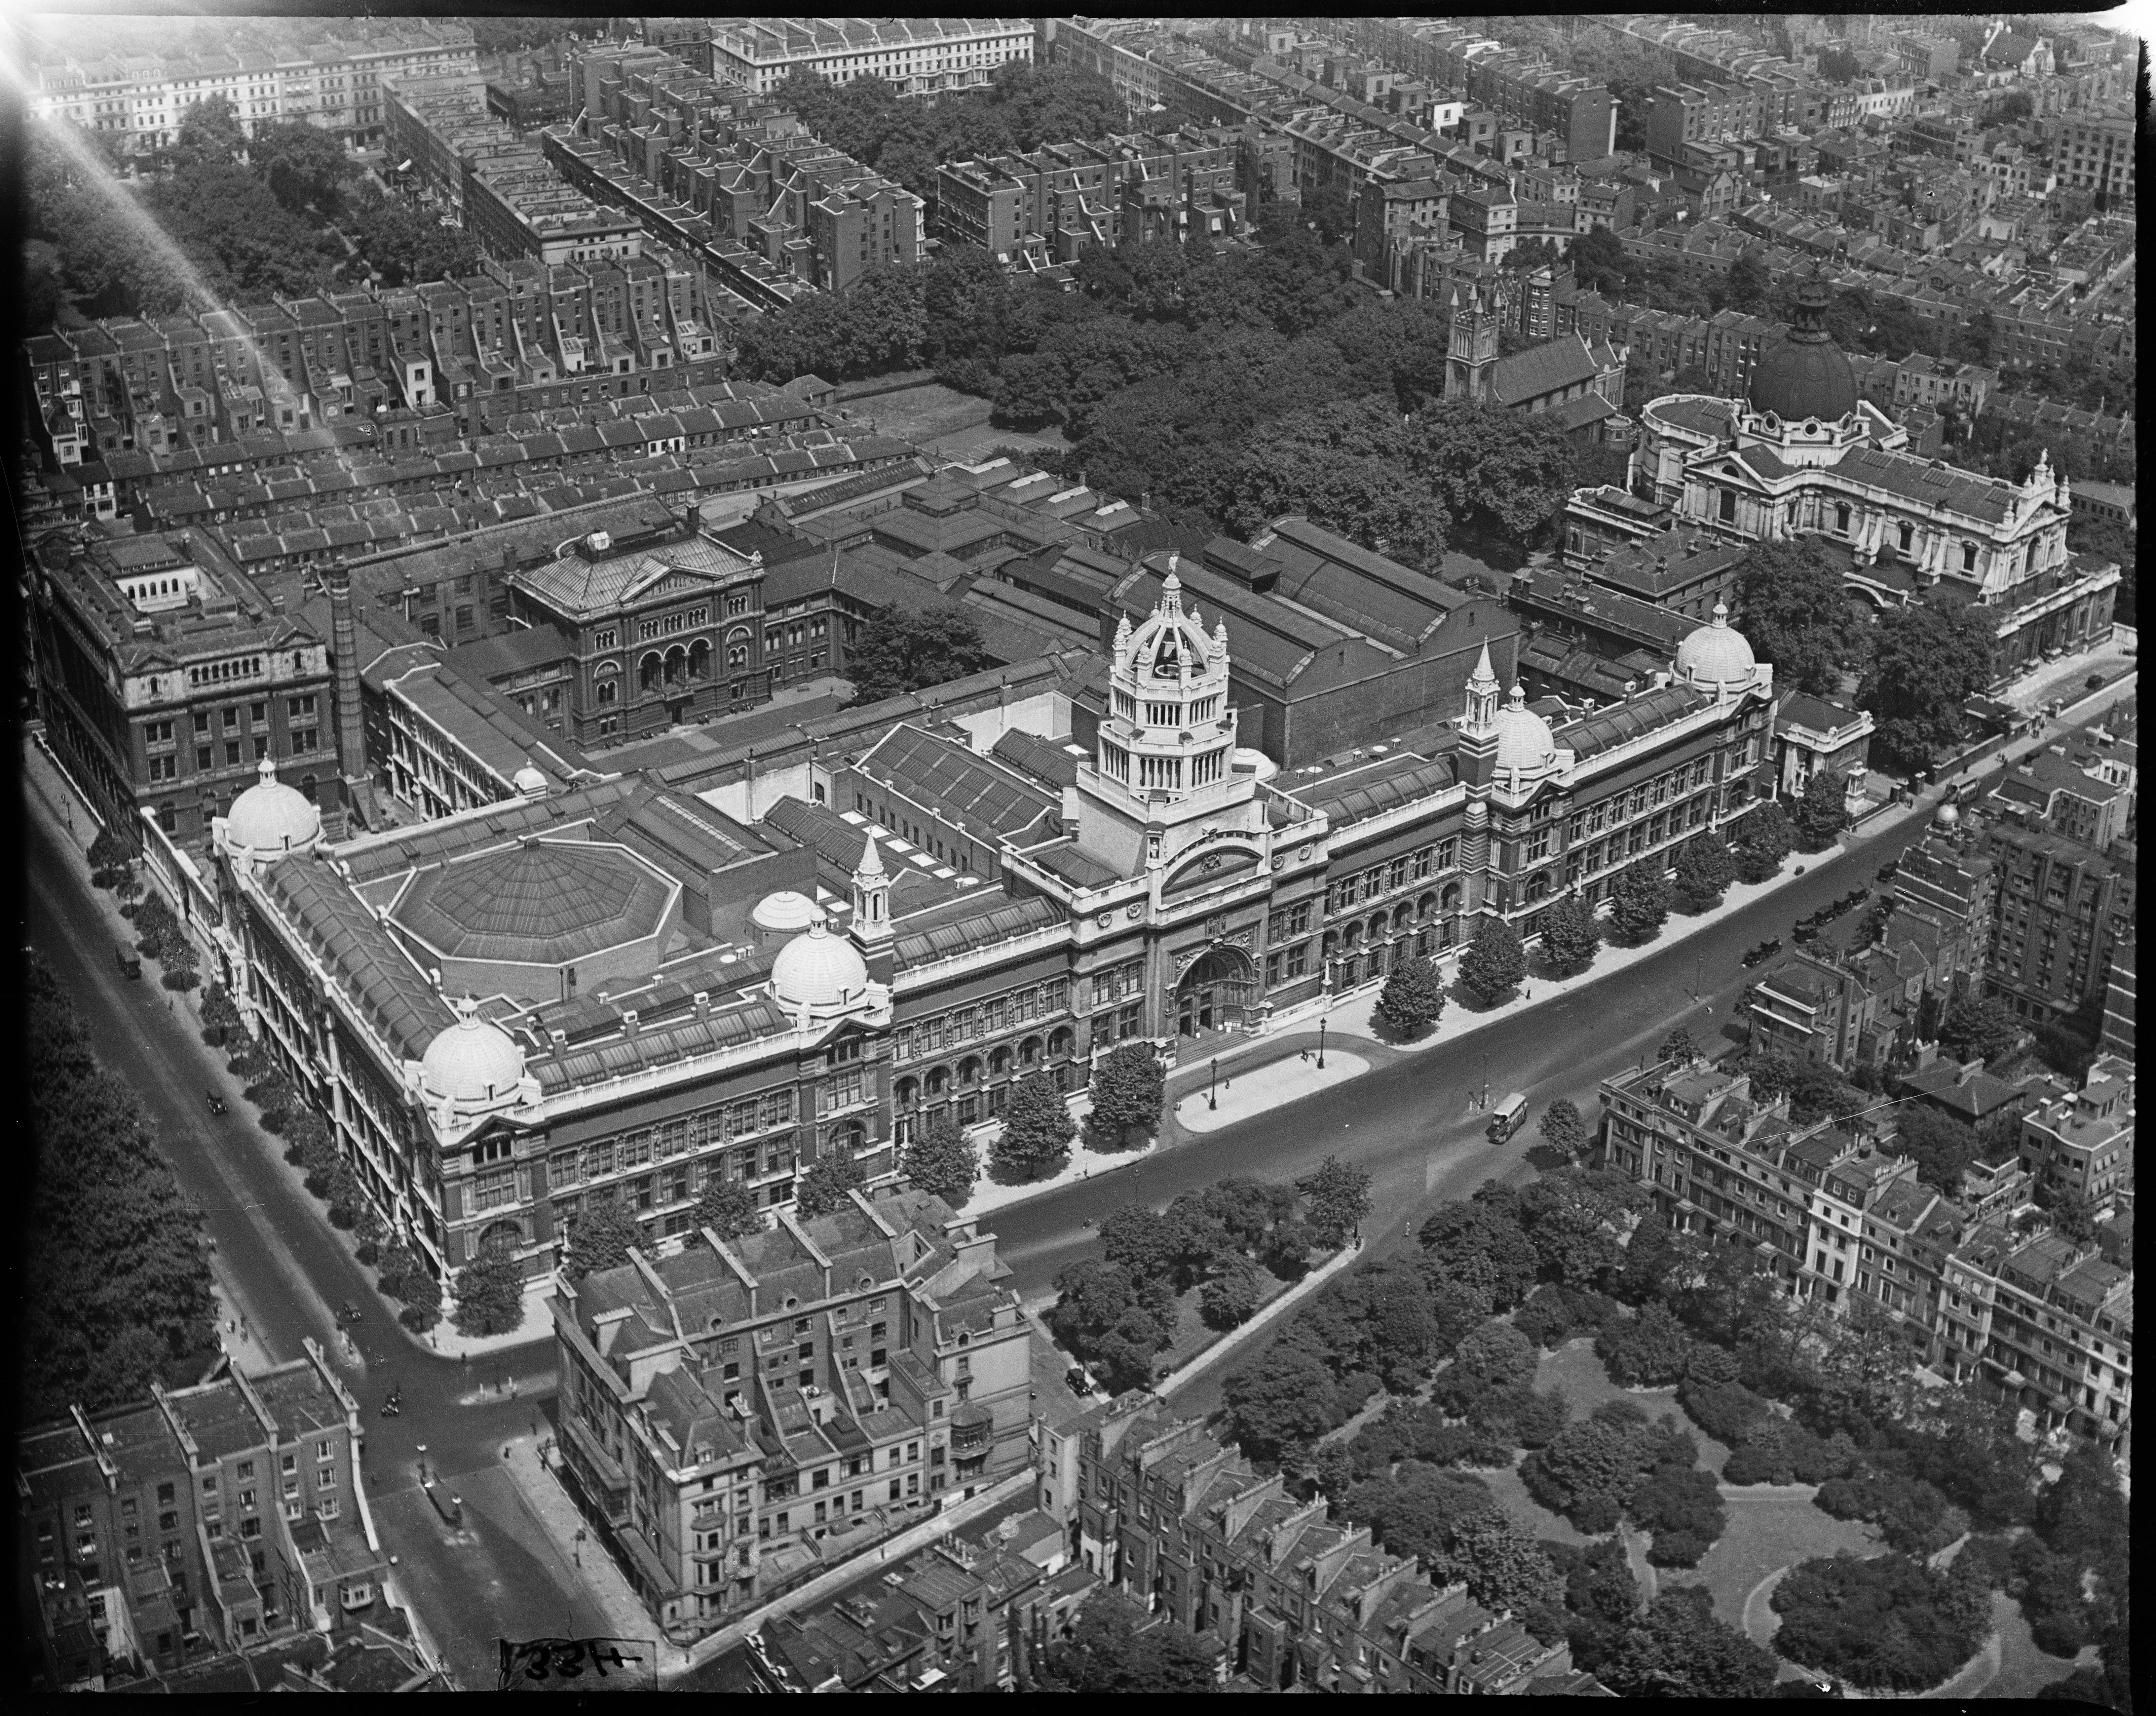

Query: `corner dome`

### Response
(226, 756, 322, 854)
(512, 762, 548, 796)
(1493, 684, 1556, 773)
(1677, 602, 1759, 689)
(419, 996, 526, 1106)
(752, 890, 824, 934)
(772, 919, 869, 1011)
(1748, 270, 1857, 423)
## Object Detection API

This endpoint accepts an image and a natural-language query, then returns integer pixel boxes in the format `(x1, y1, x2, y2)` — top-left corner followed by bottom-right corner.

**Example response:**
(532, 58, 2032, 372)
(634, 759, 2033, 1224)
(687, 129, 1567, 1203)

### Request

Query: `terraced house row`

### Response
(1601, 1048, 2132, 1452)
(24, 247, 734, 476)
(543, 39, 925, 303)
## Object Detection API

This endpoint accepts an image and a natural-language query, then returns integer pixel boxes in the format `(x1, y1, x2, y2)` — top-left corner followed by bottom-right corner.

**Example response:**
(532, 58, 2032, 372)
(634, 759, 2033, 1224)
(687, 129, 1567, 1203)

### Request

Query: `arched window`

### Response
(925, 1066, 949, 1098)
(663, 644, 688, 685)
(1441, 881, 1463, 913)
(988, 1046, 1013, 1077)
(1417, 890, 1437, 920)
(1342, 922, 1362, 947)
(638, 652, 663, 693)
(956, 1056, 982, 1086)
(1525, 872, 1552, 903)
(1322, 930, 1340, 957)
(1366, 912, 1388, 940)
(1048, 1025, 1076, 1058)
(1019, 1035, 1043, 1068)
(688, 638, 712, 679)
(894, 1076, 919, 1109)
(831, 1120, 865, 1157)
(478, 1219, 522, 1257)
(1391, 902, 1413, 931)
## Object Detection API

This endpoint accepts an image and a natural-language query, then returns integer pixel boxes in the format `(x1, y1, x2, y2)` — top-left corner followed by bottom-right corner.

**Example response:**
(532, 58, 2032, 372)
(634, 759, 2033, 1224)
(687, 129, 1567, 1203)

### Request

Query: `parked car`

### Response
(2086, 673, 2105, 691)
(1741, 938, 1782, 968)
(1793, 922, 1819, 944)
(116, 943, 142, 979)
(1065, 1366, 1095, 1398)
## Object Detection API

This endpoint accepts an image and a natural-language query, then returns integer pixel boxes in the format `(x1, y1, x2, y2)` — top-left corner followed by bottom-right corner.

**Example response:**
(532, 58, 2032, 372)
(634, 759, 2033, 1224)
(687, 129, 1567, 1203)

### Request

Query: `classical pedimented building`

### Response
(1599, 271, 2118, 686)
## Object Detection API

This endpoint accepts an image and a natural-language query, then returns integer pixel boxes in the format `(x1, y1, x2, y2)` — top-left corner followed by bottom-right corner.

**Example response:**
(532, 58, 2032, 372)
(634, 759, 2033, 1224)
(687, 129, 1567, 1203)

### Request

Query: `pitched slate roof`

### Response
(513, 531, 758, 618)
(853, 725, 1061, 845)
(1490, 334, 1607, 408)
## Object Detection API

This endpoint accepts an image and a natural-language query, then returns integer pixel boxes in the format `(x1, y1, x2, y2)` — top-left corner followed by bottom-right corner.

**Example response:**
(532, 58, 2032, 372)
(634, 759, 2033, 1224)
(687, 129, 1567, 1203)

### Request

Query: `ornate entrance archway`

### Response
(1175, 944, 1256, 1038)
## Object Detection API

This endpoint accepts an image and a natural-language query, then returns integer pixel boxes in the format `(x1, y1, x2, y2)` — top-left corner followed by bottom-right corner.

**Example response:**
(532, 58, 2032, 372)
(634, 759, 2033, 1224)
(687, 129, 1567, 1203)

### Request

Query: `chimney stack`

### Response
(325, 558, 373, 828)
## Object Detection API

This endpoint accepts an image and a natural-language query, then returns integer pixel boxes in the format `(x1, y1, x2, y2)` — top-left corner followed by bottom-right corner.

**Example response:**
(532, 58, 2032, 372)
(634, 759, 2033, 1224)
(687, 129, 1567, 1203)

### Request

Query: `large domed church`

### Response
(1608, 268, 2117, 681)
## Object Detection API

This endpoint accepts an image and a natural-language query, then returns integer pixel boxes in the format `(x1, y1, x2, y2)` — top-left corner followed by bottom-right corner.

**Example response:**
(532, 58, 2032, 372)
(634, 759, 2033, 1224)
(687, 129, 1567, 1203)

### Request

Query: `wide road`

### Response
(990, 797, 1984, 1419)
(23, 806, 570, 1692)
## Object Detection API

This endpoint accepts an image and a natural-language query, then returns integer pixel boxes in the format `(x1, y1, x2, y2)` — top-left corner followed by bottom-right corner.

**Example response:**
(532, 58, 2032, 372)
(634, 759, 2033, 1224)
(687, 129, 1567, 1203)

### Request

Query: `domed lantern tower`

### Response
(1074, 562, 1266, 873)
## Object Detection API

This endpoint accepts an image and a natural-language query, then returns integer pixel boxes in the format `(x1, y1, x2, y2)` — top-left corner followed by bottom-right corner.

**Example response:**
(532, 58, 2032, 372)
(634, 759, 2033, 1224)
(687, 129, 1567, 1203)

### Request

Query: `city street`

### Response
(988, 782, 2015, 1420)
(23, 805, 568, 1693)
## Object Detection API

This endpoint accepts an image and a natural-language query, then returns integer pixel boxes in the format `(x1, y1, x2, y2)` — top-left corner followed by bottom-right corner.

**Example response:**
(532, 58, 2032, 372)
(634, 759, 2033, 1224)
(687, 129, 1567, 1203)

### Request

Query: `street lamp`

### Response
(1316, 1016, 1327, 1070)
(416, 1445, 429, 1483)
(1690, 952, 1704, 1002)
(1480, 1051, 1490, 1111)
(1208, 1056, 1218, 1111)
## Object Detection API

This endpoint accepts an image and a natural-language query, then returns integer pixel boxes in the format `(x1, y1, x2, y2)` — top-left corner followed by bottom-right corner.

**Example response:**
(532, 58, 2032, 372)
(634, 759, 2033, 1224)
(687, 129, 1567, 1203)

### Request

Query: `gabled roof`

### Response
(853, 725, 1061, 845)
(512, 531, 757, 618)
(1490, 334, 1608, 408)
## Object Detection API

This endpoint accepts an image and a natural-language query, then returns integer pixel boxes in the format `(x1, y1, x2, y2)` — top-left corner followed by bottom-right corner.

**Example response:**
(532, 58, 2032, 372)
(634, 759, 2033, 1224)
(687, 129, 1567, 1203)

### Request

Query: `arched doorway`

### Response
(1175, 944, 1256, 1038)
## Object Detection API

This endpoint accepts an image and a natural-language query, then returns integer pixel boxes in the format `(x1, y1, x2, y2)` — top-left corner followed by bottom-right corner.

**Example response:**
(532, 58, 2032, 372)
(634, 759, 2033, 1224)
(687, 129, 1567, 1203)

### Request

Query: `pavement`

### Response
(1176, 1050, 1371, 1133)
(21, 738, 572, 1695)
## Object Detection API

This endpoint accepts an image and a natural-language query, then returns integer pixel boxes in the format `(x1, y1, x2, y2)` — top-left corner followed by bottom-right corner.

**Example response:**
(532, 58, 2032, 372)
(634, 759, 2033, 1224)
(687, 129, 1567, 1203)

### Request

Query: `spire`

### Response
(855, 833, 885, 878)
(1468, 641, 1498, 690)
(1462, 642, 1501, 737)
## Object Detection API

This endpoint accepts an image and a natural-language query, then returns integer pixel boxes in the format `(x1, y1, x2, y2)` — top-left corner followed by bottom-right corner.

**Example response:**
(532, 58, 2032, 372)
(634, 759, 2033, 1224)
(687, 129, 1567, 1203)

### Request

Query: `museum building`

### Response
(209, 559, 1778, 1297)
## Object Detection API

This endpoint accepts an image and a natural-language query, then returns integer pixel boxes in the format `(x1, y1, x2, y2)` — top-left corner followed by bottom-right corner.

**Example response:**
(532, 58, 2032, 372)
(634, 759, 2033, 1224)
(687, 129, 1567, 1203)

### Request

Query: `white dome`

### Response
(1493, 684, 1556, 773)
(753, 890, 825, 934)
(226, 757, 322, 854)
(772, 920, 869, 1010)
(1935, 802, 1961, 827)
(1677, 602, 1758, 690)
(512, 762, 548, 796)
(420, 997, 525, 1106)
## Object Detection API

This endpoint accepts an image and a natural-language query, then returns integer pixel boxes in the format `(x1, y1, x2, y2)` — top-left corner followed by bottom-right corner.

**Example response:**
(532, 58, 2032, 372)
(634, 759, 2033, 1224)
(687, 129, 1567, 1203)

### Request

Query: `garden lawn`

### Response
(1984, 1593, 2101, 1701)
(1532, 1338, 1733, 1475)
(856, 382, 1072, 462)
(1667, 1491, 1879, 1633)
(1149, 1268, 1299, 1378)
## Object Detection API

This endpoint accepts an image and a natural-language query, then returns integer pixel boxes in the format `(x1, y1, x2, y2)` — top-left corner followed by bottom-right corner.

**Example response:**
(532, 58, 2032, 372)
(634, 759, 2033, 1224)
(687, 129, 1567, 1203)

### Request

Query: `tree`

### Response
(1199, 1257, 1264, 1330)
(22, 955, 217, 1422)
(198, 981, 244, 1048)
(453, 1247, 527, 1337)
(1732, 539, 1868, 696)
(1861, 601, 1996, 772)
(251, 117, 353, 219)
(1672, 836, 1736, 912)
(88, 825, 137, 890)
(1374, 954, 1446, 1038)
(1606, 863, 1670, 947)
(844, 602, 997, 705)
(1045, 1591, 1217, 1694)
(397, 1267, 442, 1334)
(1098, 1205, 1183, 1283)
(1770, 1552, 1987, 1692)
(1733, 799, 1795, 884)
(1894, 1105, 1978, 1194)
(1791, 768, 1852, 851)
(1536, 891, 1601, 974)
(1598, 1304, 1695, 1387)
(145, 159, 335, 302)
(1222, 397, 1452, 567)
(796, 1147, 867, 1219)
(1570, 224, 1629, 296)
(1415, 397, 1581, 545)
(1938, 997, 2021, 1066)
(1602, 1588, 1779, 1699)
(1086, 1042, 1164, 1150)
(1299, 1155, 1371, 1250)
(1439, 1318, 1539, 1409)
(1658, 1024, 1703, 1067)
(1432, 1509, 1566, 1614)
(1221, 1339, 1343, 1462)
(690, 1175, 765, 1242)
(1457, 912, 1526, 1002)
(1047, 1259, 1174, 1394)
(900, 1112, 976, 1207)
(562, 1198, 644, 1282)
(1538, 1097, 1589, 1162)
(994, 1071, 1075, 1182)
(170, 94, 246, 169)
(1419, 1200, 1540, 1310)
(348, 189, 482, 287)
(1717, 253, 1772, 315)
(1629, 1462, 1727, 1566)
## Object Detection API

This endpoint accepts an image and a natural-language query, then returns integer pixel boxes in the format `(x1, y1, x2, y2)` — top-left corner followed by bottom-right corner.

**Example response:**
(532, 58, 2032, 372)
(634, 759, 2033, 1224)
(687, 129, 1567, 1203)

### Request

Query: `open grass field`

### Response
(848, 382, 1071, 463)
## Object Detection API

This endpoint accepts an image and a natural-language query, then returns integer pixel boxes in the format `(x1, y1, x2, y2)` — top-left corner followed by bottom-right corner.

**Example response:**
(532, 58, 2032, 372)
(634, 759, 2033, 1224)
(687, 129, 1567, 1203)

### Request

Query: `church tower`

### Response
(1446, 283, 1498, 403)
(1456, 641, 1502, 879)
